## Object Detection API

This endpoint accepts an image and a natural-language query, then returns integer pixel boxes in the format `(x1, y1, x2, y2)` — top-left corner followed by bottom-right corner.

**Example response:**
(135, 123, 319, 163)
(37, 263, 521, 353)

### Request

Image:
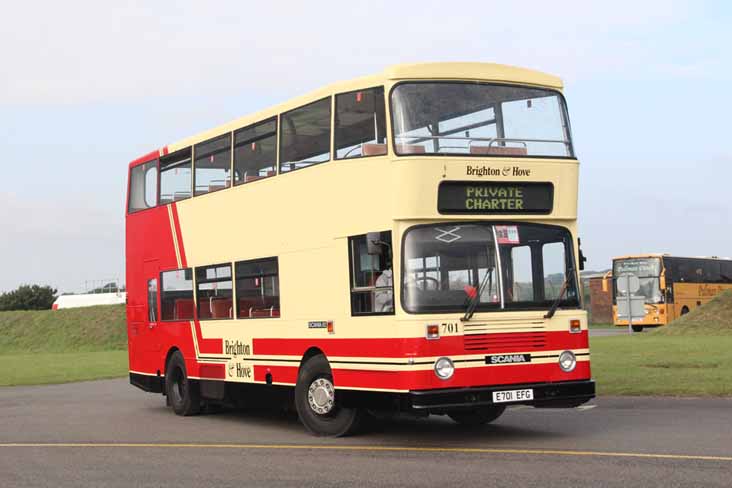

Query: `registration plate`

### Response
(492, 388, 534, 403)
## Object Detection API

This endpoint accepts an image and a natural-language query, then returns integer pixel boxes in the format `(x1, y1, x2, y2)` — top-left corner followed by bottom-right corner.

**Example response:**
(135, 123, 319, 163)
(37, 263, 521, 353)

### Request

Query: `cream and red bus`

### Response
(126, 62, 594, 436)
(609, 254, 732, 331)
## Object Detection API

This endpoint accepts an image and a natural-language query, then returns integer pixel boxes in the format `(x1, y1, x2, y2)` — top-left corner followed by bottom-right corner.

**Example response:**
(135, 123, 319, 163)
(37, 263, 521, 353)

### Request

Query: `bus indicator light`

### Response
(327, 321, 334, 334)
(426, 324, 439, 340)
(570, 319, 581, 333)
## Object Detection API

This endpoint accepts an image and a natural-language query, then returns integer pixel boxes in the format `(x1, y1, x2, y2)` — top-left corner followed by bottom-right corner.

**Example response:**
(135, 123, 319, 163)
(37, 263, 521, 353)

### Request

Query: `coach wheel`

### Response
(448, 405, 506, 426)
(295, 354, 362, 437)
(631, 325, 644, 333)
(165, 351, 201, 416)
(680, 306, 690, 316)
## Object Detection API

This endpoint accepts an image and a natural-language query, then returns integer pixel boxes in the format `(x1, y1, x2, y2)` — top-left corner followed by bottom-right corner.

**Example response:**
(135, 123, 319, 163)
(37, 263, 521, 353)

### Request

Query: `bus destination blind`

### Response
(438, 181, 554, 214)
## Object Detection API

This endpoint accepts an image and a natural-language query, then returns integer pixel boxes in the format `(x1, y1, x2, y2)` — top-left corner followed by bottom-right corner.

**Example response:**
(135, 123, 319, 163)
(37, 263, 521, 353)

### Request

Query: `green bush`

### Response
(0, 285, 58, 311)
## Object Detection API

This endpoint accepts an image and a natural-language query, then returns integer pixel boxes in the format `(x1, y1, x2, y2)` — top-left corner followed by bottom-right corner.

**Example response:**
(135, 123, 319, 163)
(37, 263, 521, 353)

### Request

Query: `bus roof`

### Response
(613, 254, 732, 261)
(129, 62, 564, 168)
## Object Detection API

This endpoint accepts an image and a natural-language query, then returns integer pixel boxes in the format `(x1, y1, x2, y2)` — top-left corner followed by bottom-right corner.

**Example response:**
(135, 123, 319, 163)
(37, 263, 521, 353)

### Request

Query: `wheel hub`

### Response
(307, 378, 335, 415)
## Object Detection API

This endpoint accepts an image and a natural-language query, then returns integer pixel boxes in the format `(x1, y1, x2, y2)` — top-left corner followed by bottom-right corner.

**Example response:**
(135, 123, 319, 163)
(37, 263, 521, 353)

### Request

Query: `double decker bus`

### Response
(609, 254, 732, 331)
(126, 62, 594, 436)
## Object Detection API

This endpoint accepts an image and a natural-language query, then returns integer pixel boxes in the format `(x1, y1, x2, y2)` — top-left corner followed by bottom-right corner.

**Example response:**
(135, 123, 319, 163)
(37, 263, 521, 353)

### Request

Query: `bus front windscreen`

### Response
(390, 82, 573, 157)
(402, 223, 579, 314)
(613, 258, 662, 303)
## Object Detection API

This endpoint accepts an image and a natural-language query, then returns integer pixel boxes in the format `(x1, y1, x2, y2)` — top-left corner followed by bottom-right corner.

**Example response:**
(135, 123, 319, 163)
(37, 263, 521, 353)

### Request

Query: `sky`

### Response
(1, 0, 731, 292)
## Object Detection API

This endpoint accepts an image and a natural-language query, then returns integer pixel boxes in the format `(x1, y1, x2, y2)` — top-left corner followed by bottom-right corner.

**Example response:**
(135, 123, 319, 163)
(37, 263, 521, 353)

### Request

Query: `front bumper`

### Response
(408, 379, 595, 411)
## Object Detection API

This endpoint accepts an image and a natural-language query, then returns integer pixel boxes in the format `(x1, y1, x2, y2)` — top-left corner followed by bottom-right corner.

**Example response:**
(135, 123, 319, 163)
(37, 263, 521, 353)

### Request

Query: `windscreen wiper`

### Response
(544, 268, 574, 319)
(462, 267, 494, 322)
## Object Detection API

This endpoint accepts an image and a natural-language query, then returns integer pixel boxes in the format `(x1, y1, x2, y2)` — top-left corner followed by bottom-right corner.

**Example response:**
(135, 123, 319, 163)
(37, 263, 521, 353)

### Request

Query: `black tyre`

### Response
(681, 306, 690, 316)
(165, 351, 201, 416)
(295, 354, 362, 437)
(632, 324, 644, 332)
(448, 405, 506, 426)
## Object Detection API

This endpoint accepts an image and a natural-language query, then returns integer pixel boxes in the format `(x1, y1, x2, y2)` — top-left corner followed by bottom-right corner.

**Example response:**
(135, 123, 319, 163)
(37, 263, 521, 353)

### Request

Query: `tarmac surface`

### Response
(1, 379, 731, 487)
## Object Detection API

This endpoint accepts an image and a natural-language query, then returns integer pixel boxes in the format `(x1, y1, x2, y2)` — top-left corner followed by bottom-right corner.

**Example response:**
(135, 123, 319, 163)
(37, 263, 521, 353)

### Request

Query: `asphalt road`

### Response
(1, 379, 731, 487)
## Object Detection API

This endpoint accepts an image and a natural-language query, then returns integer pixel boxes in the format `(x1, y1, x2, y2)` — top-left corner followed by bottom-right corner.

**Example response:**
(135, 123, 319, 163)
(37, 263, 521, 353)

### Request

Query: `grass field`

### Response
(590, 291, 732, 396)
(0, 305, 128, 386)
(590, 335, 732, 396)
(0, 351, 128, 386)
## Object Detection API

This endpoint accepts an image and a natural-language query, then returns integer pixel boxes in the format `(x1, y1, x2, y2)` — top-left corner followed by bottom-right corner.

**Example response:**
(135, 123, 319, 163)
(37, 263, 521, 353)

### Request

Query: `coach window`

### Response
(128, 160, 158, 213)
(235, 258, 280, 318)
(194, 134, 231, 196)
(507, 245, 534, 302)
(159, 148, 192, 204)
(542, 242, 566, 300)
(721, 262, 732, 283)
(195, 264, 233, 320)
(160, 269, 194, 321)
(349, 232, 394, 315)
(279, 97, 331, 173)
(335, 87, 387, 159)
(234, 118, 277, 184)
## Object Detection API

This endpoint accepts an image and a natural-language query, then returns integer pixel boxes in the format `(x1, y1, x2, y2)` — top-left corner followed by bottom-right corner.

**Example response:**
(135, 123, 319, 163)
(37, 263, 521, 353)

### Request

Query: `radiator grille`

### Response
(463, 321, 547, 353)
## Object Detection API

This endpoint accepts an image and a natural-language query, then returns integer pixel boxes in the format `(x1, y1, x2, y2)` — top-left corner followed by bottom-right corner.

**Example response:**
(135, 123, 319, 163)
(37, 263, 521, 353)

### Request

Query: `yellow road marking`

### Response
(0, 443, 730, 462)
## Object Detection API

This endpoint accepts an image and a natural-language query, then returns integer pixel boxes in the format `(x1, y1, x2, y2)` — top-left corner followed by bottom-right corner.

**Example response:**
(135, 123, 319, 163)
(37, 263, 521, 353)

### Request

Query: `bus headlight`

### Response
(434, 357, 455, 380)
(559, 351, 576, 372)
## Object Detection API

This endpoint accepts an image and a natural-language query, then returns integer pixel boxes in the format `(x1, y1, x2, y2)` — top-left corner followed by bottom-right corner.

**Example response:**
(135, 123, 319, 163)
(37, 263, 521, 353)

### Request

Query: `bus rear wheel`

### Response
(681, 306, 690, 315)
(165, 351, 201, 416)
(448, 405, 506, 426)
(632, 325, 644, 332)
(295, 354, 362, 437)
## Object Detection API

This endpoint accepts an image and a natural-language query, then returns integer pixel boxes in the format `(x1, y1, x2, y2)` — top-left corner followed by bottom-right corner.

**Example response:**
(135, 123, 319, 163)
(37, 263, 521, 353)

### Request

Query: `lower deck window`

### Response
(235, 257, 280, 318)
(160, 268, 194, 321)
(349, 232, 394, 315)
(196, 264, 233, 320)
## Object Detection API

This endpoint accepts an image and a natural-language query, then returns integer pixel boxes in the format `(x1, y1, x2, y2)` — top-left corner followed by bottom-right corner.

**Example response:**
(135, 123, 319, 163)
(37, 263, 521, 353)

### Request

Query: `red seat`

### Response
(362, 143, 387, 156)
(396, 144, 426, 154)
(174, 299, 194, 320)
(210, 298, 232, 319)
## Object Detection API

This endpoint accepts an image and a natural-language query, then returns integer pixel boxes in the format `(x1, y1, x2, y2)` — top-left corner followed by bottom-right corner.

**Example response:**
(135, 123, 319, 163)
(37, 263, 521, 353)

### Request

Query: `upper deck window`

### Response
(160, 148, 192, 204)
(234, 118, 277, 184)
(279, 98, 331, 173)
(335, 88, 387, 159)
(194, 134, 231, 196)
(128, 160, 158, 213)
(391, 82, 573, 158)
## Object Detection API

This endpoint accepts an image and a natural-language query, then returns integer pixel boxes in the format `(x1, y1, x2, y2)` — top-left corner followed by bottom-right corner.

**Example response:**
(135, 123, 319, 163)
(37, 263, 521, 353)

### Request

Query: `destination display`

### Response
(438, 181, 554, 214)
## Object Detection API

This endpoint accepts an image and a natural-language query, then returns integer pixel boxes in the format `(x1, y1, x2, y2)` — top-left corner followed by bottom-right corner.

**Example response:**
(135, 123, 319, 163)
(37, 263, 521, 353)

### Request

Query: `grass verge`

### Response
(0, 351, 128, 386)
(0, 304, 128, 386)
(590, 334, 732, 396)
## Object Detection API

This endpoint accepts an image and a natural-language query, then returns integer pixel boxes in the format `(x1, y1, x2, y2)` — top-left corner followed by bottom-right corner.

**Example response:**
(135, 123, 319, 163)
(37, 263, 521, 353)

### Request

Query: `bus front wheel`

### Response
(295, 354, 362, 437)
(448, 405, 506, 426)
(165, 351, 201, 416)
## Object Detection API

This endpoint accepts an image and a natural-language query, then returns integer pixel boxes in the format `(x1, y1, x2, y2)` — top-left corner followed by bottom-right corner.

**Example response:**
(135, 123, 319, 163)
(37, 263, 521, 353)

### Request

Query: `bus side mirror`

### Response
(367, 232, 383, 255)
(578, 238, 587, 271)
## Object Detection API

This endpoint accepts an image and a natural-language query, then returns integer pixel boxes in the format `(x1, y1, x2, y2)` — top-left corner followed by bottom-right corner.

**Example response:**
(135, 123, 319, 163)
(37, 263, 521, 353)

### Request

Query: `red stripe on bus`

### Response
(198, 363, 226, 380)
(254, 364, 299, 384)
(247, 361, 590, 391)
(332, 361, 591, 391)
(253, 330, 588, 359)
